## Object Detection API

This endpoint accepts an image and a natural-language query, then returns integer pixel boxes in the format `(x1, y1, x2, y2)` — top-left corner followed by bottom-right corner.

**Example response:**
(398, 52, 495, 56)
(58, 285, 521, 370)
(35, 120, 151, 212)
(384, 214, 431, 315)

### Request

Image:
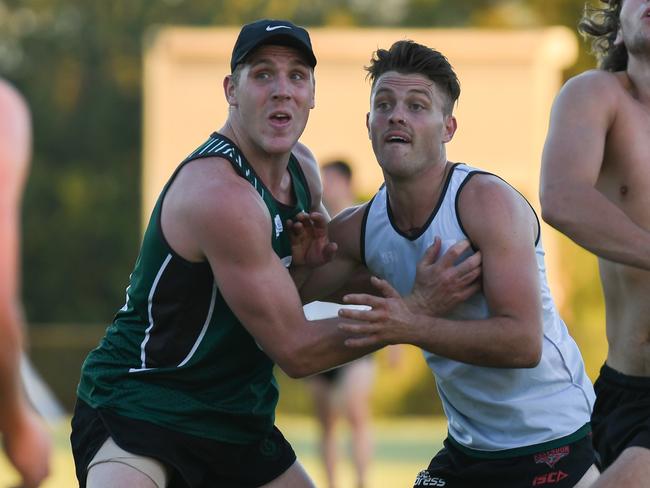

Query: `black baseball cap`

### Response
(230, 19, 317, 72)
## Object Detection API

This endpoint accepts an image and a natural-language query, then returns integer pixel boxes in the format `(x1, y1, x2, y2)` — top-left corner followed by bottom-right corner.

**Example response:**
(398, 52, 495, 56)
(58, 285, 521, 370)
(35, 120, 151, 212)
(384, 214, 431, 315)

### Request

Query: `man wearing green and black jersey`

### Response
(70, 19, 476, 488)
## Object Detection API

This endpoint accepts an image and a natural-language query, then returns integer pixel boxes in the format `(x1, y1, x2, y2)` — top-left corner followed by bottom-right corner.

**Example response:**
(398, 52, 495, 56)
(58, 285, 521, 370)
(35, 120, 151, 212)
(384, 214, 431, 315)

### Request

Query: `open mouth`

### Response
(269, 112, 292, 124)
(385, 132, 411, 144)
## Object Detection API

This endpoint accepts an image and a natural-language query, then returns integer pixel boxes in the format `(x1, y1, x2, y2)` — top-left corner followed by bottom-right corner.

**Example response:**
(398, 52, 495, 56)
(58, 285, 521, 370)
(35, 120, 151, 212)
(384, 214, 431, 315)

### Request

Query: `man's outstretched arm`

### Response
(0, 79, 51, 488)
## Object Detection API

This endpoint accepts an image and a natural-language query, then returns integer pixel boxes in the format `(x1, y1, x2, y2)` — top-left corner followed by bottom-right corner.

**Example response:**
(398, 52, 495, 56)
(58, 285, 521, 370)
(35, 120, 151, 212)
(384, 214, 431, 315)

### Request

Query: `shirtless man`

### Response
(540, 1, 650, 486)
(0, 78, 51, 487)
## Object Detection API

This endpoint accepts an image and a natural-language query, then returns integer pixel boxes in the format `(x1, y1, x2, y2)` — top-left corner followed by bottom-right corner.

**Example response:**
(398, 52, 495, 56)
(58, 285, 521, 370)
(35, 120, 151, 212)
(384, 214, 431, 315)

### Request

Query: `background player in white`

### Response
(306, 160, 400, 488)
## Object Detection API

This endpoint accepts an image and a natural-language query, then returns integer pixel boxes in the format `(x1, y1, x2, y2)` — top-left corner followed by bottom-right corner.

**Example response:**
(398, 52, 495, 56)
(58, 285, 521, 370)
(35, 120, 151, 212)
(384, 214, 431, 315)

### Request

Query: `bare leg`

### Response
(590, 447, 650, 488)
(342, 359, 375, 488)
(308, 377, 338, 488)
(260, 460, 316, 488)
(87, 462, 161, 488)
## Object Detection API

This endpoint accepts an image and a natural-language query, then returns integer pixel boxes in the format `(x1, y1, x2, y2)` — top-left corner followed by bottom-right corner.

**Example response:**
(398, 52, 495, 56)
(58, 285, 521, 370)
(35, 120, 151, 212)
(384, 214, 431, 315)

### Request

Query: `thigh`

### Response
(87, 462, 160, 488)
(342, 359, 375, 399)
(259, 460, 316, 488)
(591, 447, 650, 488)
(87, 437, 169, 488)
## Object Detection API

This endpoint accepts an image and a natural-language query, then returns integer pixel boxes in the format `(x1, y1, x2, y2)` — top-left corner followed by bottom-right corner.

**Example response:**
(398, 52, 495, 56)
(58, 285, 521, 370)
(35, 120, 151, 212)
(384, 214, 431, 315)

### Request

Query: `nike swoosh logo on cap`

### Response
(266, 25, 292, 31)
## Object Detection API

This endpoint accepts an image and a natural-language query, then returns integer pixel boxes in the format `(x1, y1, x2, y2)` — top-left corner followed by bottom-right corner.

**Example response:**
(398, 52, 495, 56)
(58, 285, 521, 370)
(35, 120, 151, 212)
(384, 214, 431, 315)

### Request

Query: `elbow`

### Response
(280, 362, 311, 379)
(516, 347, 542, 368)
(539, 191, 564, 230)
(540, 185, 574, 233)
(512, 332, 542, 368)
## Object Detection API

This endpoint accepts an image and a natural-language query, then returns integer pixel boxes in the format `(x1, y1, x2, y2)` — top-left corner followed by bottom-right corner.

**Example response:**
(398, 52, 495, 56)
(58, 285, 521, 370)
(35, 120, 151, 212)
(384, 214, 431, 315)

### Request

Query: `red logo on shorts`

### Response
(534, 446, 570, 468)
(532, 471, 569, 486)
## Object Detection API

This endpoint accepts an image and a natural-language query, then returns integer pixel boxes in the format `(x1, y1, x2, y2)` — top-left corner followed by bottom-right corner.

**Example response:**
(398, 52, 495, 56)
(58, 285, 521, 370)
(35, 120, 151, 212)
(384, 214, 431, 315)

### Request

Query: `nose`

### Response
(389, 104, 406, 125)
(272, 74, 291, 101)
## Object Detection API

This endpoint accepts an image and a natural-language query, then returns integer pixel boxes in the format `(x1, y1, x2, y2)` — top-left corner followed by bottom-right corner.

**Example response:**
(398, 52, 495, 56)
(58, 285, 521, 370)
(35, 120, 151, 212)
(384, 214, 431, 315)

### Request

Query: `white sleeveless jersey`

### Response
(362, 163, 595, 453)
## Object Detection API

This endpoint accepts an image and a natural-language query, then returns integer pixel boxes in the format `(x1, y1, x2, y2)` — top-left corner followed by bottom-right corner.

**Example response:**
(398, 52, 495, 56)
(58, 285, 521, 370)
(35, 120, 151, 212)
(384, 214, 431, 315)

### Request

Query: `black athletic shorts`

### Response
(413, 431, 595, 488)
(70, 399, 296, 488)
(592, 363, 650, 470)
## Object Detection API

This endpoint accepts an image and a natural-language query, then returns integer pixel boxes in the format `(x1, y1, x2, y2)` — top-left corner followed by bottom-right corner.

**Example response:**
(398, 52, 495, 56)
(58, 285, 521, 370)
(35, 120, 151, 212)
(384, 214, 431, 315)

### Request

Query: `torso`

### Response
(597, 72, 650, 375)
(362, 164, 594, 453)
(77, 133, 313, 442)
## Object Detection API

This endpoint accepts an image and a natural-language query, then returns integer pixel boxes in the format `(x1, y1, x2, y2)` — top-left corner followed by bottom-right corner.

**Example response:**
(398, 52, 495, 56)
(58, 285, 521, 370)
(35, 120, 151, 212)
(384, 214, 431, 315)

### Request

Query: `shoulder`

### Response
(459, 172, 516, 208)
(331, 203, 368, 228)
(555, 69, 623, 109)
(0, 79, 29, 116)
(0, 79, 31, 192)
(173, 156, 271, 229)
(458, 173, 534, 240)
(328, 203, 368, 258)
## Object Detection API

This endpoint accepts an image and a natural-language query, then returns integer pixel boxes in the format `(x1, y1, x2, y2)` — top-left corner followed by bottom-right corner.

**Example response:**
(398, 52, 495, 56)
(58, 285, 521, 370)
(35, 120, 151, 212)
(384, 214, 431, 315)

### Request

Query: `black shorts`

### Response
(70, 399, 296, 488)
(591, 363, 650, 470)
(414, 432, 595, 488)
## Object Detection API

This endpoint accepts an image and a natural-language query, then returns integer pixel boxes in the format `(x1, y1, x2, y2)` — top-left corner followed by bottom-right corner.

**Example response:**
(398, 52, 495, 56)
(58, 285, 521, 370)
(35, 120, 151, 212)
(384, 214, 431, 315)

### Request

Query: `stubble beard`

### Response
(623, 28, 650, 62)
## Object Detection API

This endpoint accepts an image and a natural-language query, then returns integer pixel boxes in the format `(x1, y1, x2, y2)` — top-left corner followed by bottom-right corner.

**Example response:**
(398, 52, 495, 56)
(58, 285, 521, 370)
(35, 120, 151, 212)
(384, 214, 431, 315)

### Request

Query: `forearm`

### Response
(406, 313, 541, 368)
(542, 185, 650, 269)
(278, 317, 380, 377)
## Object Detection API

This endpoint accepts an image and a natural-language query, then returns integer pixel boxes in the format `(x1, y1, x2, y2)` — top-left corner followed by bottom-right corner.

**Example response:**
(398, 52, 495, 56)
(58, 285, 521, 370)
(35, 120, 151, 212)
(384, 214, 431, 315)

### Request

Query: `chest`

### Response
(598, 101, 650, 222)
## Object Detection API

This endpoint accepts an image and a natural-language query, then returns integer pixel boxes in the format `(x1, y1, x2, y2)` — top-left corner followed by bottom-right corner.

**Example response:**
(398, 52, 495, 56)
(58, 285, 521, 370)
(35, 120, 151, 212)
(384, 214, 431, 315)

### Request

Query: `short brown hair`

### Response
(365, 40, 460, 114)
(578, 0, 627, 72)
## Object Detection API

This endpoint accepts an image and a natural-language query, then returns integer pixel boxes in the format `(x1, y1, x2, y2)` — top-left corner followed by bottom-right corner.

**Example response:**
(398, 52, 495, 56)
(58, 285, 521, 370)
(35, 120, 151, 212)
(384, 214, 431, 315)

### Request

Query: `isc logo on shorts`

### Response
(414, 470, 446, 486)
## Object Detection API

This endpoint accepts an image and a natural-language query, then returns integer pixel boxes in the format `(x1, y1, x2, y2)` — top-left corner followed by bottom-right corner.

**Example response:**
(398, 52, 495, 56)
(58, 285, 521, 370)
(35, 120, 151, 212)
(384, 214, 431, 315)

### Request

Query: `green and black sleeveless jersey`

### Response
(77, 133, 312, 443)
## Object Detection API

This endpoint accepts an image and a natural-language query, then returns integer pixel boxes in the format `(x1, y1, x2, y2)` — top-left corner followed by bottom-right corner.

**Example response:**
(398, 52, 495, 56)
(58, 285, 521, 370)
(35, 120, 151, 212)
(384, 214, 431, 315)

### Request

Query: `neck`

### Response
(384, 160, 451, 233)
(627, 54, 650, 104)
(219, 119, 292, 193)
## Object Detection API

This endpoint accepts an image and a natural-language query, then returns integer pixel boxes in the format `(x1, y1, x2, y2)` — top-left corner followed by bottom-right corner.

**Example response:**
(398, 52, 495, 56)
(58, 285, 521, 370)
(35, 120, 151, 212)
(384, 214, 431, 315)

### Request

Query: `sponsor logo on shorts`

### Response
(414, 470, 446, 486)
(532, 470, 569, 486)
(260, 438, 278, 457)
(534, 446, 570, 468)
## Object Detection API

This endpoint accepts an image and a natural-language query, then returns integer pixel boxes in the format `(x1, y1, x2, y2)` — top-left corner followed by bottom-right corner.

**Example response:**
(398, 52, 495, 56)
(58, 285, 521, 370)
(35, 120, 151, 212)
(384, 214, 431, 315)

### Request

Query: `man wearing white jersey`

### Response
(298, 40, 599, 487)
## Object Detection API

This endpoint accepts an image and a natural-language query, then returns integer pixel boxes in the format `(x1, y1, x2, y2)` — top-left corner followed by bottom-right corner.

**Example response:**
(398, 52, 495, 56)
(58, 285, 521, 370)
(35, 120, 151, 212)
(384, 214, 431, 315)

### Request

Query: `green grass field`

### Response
(0, 415, 446, 488)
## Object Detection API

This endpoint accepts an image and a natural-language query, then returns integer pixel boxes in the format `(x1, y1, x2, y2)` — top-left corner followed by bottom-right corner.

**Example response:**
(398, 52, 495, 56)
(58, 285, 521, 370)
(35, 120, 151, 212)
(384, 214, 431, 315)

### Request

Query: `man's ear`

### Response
(366, 112, 371, 139)
(614, 28, 623, 46)
(224, 75, 237, 106)
(442, 114, 457, 143)
(310, 75, 316, 109)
